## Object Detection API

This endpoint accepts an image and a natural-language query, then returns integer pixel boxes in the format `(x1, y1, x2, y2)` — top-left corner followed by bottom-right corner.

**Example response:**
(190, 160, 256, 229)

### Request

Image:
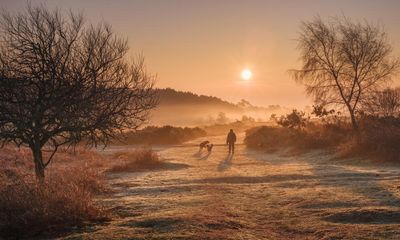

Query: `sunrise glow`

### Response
(241, 69, 252, 81)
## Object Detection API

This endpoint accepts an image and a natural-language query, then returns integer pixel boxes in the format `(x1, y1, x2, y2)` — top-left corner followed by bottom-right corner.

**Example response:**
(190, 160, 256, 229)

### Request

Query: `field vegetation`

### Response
(115, 126, 207, 145)
(245, 91, 400, 162)
(0, 146, 161, 239)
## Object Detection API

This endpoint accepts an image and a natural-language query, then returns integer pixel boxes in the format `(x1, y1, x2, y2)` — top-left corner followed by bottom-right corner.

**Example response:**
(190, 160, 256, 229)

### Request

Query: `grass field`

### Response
(57, 134, 400, 240)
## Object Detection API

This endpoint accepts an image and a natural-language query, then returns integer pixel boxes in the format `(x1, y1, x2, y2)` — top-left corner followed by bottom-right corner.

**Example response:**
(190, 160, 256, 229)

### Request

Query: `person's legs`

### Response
(229, 142, 234, 154)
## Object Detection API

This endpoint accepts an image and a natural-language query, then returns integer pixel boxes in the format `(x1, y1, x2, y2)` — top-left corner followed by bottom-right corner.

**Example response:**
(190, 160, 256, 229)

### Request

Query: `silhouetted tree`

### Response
(293, 17, 399, 130)
(276, 109, 309, 130)
(241, 115, 255, 123)
(0, 4, 157, 179)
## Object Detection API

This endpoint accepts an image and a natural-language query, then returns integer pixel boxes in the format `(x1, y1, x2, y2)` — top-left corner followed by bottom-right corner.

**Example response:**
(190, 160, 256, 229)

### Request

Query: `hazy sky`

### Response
(2, 0, 400, 107)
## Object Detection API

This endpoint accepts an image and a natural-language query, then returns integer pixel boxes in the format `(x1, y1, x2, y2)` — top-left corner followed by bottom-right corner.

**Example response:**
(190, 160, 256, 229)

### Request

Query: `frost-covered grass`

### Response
(54, 134, 400, 239)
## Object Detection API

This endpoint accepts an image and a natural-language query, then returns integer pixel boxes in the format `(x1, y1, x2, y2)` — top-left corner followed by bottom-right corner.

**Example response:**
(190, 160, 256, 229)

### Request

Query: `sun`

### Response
(241, 69, 252, 80)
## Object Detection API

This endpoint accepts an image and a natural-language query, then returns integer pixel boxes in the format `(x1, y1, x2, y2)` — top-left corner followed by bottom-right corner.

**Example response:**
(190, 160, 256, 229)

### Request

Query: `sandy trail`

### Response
(62, 134, 400, 240)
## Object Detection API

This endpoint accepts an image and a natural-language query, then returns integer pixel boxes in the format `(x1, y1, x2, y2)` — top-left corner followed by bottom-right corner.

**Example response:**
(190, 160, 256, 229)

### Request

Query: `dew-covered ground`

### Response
(61, 134, 400, 240)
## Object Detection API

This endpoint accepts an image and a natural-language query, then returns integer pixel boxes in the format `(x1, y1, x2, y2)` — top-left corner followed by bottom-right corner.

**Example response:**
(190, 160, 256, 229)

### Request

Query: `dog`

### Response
(199, 140, 210, 151)
(206, 144, 214, 153)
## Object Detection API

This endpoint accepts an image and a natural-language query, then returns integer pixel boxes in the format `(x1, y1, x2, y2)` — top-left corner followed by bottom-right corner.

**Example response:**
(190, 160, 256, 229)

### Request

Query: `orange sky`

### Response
(2, 0, 400, 108)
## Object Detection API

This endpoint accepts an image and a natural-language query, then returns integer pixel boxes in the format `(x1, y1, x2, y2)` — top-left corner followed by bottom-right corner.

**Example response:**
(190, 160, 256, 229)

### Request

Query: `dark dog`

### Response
(199, 140, 210, 151)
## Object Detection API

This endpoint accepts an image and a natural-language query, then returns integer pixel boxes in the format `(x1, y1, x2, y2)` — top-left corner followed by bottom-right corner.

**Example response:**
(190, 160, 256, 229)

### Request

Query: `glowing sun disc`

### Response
(241, 69, 252, 80)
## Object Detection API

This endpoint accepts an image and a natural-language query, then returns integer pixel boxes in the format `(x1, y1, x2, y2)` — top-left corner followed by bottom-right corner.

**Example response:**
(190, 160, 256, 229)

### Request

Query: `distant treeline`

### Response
(115, 125, 207, 145)
(155, 88, 240, 110)
(155, 88, 282, 112)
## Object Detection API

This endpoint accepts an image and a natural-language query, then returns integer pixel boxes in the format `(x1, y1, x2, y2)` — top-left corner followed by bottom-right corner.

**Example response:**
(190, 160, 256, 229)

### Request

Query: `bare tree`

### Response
(0, 4, 157, 179)
(292, 17, 399, 130)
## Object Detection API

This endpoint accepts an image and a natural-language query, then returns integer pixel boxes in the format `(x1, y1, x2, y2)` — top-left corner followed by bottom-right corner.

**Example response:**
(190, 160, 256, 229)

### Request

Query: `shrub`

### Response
(0, 168, 107, 238)
(275, 109, 309, 129)
(244, 126, 294, 151)
(246, 114, 400, 162)
(244, 124, 351, 152)
(311, 105, 344, 125)
(115, 125, 207, 145)
(0, 147, 109, 238)
(107, 148, 163, 173)
(341, 115, 400, 161)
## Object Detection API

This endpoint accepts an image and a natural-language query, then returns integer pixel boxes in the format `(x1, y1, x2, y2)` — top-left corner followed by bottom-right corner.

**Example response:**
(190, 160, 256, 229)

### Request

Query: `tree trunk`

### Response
(30, 144, 45, 180)
(343, 101, 359, 131)
(349, 109, 359, 131)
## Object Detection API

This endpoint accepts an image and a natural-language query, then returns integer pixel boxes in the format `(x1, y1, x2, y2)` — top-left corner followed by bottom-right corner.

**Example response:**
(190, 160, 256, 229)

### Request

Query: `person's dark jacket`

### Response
(226, 132, 236, 144)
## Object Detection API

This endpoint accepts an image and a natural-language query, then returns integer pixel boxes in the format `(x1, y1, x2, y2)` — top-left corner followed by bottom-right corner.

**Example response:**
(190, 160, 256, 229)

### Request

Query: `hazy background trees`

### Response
(0, 4, 157, 179)
(363, 88, 400, 117)
(293, 17, 399, 130)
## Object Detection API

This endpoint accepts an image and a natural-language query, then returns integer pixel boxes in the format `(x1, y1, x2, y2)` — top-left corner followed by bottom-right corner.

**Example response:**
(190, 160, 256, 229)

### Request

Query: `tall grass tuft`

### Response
(108, 148, 163, 173)
(0, 146, 109, 238)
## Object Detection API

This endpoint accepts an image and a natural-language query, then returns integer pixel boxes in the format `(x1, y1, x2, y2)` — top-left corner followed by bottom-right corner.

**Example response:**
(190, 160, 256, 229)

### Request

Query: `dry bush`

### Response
(0, 147, 109, 239)
(244, 126, 295, 151)
(246, 115, 400, 162)
(339, 115, 400, 161)
(275, 109, 309, 129)
(107, 148, 163, 173)
(0, 146, 33, 178)
(245, 123, 351, 152)
(115, 126, 206, 145)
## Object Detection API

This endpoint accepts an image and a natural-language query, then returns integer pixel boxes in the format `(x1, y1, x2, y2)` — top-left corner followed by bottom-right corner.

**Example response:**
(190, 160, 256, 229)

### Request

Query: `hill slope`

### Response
(149, 88, 287, 126)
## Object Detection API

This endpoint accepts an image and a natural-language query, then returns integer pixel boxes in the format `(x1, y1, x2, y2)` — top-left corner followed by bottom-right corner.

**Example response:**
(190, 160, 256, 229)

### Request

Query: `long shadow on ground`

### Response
(218, 154, 233, 172)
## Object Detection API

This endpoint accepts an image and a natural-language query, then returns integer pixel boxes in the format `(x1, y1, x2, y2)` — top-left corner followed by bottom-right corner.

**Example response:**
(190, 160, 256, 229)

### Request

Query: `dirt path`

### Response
(62, 134, 400, 240)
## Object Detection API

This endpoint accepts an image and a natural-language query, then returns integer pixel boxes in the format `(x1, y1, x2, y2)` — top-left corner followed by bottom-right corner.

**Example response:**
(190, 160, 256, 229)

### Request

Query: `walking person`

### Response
(226, 129, 237, 154)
